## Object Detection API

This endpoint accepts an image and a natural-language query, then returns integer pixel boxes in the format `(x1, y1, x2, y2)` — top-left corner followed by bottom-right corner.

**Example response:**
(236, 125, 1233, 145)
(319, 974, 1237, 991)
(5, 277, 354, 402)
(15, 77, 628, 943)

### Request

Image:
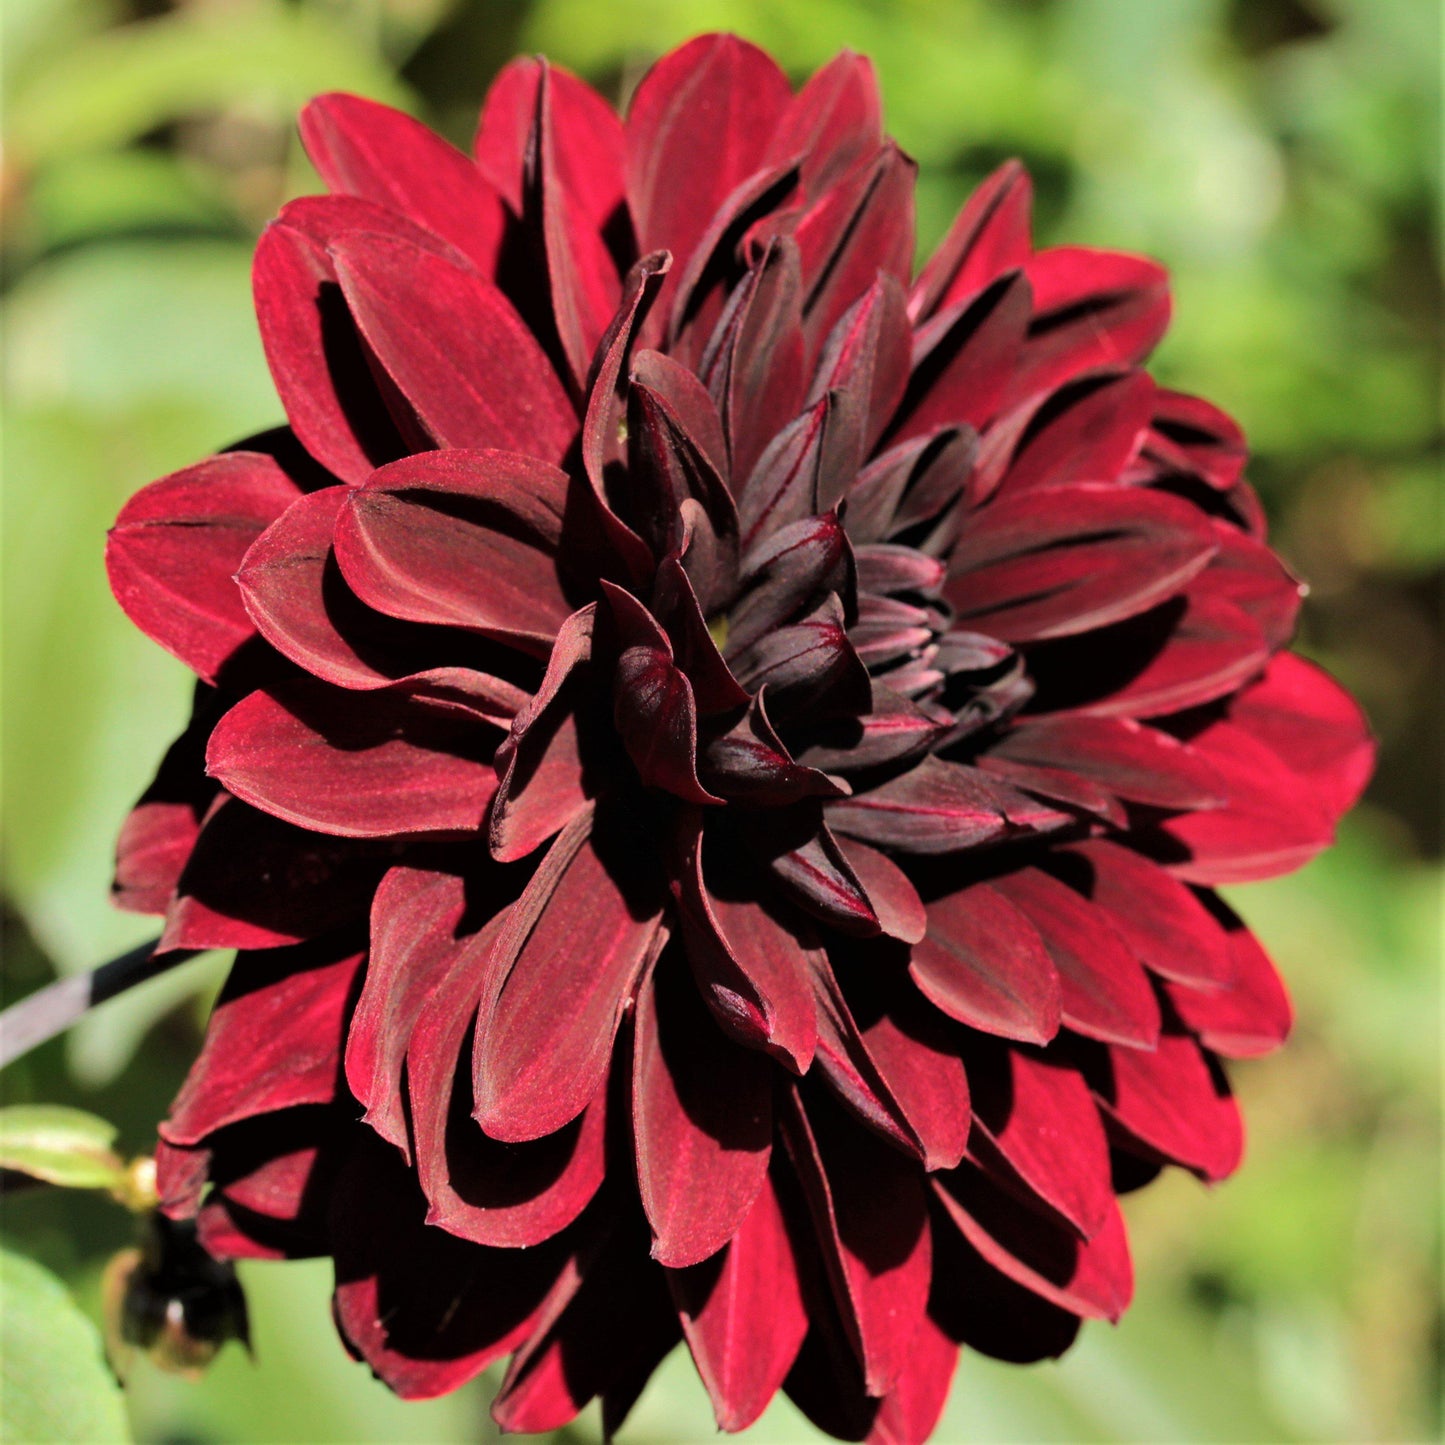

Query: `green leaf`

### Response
(0, 1105, 126, 1190)
(0, 1244, 133, 1443)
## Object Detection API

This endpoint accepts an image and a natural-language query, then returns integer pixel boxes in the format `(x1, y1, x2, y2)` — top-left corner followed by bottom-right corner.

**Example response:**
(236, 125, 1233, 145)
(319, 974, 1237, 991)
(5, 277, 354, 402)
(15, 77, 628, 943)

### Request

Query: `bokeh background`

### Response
(2, 0, 1439, 1440)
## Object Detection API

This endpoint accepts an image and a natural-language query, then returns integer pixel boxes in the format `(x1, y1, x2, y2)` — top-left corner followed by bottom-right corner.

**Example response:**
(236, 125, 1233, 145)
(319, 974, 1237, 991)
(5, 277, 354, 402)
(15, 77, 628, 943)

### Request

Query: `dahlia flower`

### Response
(107, 35, 1372, 1442)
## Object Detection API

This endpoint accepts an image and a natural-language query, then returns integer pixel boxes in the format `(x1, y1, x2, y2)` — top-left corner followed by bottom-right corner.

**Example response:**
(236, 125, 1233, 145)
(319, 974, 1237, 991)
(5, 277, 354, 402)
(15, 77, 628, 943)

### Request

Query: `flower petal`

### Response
(781, 1086, 932, 1397)
(472, 812, 665, 1142)
(300, 92, 507, 275)
(911, 881, 1062, 1045)
(965, 1042, 1113, 1240)
(1085, 1032, 1244, 1181)
(991, 866, 1161, 1048)
(829, 756, 1063, 854)
(910, 159, 1033, 322)
(162, 942, 360, 1145)
(672, 822, 819, 1073)
(633, 953, 772, 1268)
(332, 448, 571, 648)
(626, 35, 792, 306)
(946, 483, 1218, 643)
(106, 452, 302, 682)
(206, 681, 498, 839)
(1010, 246, 1171, 403)
(329, 232, 575, 460)
(669, 1170, 807, 1432)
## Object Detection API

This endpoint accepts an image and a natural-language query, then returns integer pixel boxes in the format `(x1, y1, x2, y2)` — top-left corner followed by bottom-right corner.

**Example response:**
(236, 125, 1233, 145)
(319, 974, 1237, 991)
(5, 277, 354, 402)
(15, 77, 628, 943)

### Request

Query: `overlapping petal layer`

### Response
(110, 35, 1371, 1445)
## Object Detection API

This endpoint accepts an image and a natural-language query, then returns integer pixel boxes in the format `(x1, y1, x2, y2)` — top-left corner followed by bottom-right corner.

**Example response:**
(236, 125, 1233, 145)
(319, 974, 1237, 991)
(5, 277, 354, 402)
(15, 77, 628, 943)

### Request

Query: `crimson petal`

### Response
(299, 93, 506, 276)
(329, 232, 575, 461)
(991, 867, 1161, 1048)
(472, 814, 665, 1142)
(911, 881, 1061, 1045)
(633, 953, 772, 1267)
(946, 483, 1218, 643)
(333, 448, 571, 649)
(781, 1086, 932, 1397)
(669, 1170, 808, 1432)
(162, 942, 360, 1146)
(106, 452, 302, 683)
(207, 681, 498, 839)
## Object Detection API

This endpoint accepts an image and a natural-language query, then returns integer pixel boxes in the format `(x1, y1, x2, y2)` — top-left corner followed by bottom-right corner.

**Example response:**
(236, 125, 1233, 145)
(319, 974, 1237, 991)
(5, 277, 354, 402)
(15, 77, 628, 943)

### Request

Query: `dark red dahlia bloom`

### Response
(109, 36, 1372, 1443)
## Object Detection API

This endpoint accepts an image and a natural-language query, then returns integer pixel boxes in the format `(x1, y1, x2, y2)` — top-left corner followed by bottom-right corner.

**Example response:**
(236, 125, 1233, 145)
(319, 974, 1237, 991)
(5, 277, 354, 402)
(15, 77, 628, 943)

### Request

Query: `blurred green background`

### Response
(1, 0, 1439, 1440)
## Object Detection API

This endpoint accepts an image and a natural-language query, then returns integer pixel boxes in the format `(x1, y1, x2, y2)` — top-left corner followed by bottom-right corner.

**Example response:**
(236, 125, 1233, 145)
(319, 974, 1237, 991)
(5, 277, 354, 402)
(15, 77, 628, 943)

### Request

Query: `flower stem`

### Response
(0, 940, 199, 1070)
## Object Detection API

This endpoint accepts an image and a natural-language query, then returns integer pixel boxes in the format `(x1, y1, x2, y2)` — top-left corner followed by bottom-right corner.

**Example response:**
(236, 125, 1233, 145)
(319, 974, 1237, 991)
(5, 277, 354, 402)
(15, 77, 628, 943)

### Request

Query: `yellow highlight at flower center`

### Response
(707, 614, 730, 652)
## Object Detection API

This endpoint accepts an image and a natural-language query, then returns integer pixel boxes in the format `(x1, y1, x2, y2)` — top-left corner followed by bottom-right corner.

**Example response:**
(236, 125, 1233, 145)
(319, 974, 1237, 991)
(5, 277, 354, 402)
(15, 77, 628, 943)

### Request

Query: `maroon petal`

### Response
(988, 714, 1226, 813)
(1010, 246, 1171, 404)
(162, 942, 360, 1145)
(767, 50, 883, 195)
(1031, 580, 1270, 720)
(329, 232, 575, 460)
(345, 864, 468, 1157)
(625, 375, 738, 606)
(800, 683, 954, 772)
(835, 837, 926, 944)
(106, 452, 302, 683)
(1224, 652, 1375, 817)
(808, 275, 912, 455)
(701, 235, 807, 485)
(869, 1312, 957, 1445)
(206, 681, 498, 839)
(781, 1086, 932, 1397)
(579, 252, 671, 581)
(633, 954, 772, 1267)
(808, 954, 927, 1160)
(332, 448, 571, 649)
(991, 867, 1161, 1048)
(841, 963, 974, 1172)
(1088, 1033, 1244, 1181)
(626, 35, 792, 300)
(731, 512, 855, 654)
(673, 823, 819, 1073)
(829, 756, 1063, 855)
(330, 1134, 559, 1401)
(966, 1044, 1113, 1240)
(161, 795, 375, 952)
(299, 93, 506, 275)
(894, 270, 1031, 439)
(1137, 388, 1248, 491)
(729, 594, 872, 722)
(911, 881, 1061, 1045)
(1058, 839, 1234, 988)
(602, 585, 720, 806)
(491, 1224, 678, 1434)
(392, 892, 609, 1250)
(794, 144, 916, 353)
(992, 369, 1155, 495)
(669, 1171, 808, 1432)
(769, 825, 882, 938)
(1167, 908, 1292, 1058)
(489, 605, 593, 863)
(737, 393, 857, 551)
(934, 1171, 1133, 1321)
(700, 692, 847, 807)
(113, 717, 214, 915)
(1159, 721, 1340, 884)
(475, 58, 626, 238)
(252, 197, 454, 482)
(473, 814, 665, 1142)
(946, 484, 1218, 643)
(911, 159, 1033, 322)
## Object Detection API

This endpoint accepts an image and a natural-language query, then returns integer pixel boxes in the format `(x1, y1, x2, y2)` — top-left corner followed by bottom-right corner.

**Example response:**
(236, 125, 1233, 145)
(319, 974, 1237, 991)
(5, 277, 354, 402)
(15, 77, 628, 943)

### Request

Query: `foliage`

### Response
(1, 0, 1438, 1442)
(0, 1245, 134, 1443)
